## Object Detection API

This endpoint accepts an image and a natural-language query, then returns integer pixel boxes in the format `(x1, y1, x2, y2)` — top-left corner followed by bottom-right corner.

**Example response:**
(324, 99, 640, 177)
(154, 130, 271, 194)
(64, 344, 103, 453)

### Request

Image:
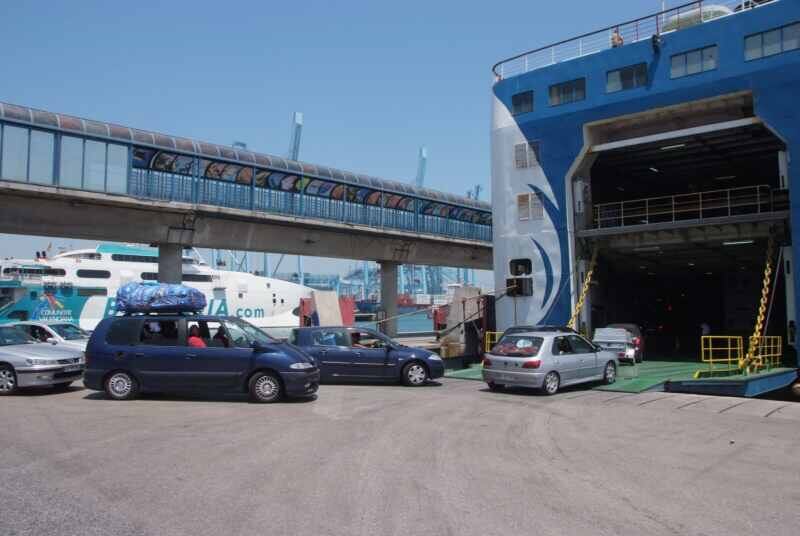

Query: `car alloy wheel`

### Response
(543, 371, 560, 395)
(250, 372, 283, 403)
(106, 372, 137, 400)
(0, 366, 17, 395)
(403, 362, 428, 386)
(604, 362, 617, 384)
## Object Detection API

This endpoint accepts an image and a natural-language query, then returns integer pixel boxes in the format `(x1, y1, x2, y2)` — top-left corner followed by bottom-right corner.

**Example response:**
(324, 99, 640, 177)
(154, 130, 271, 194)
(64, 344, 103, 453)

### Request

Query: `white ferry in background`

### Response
(0, 244, 313, 331)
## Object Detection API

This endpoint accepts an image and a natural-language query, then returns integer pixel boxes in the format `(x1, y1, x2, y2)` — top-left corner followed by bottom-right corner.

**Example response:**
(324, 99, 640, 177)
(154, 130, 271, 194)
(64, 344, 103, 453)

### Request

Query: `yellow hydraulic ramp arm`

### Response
(742, 236, 776, 375)
(567, 246, 598, 332)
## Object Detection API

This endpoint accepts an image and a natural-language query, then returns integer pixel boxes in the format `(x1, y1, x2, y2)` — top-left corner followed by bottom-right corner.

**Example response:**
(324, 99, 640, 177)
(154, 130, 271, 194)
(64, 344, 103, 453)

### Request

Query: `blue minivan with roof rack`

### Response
(84, 314, 319, 402)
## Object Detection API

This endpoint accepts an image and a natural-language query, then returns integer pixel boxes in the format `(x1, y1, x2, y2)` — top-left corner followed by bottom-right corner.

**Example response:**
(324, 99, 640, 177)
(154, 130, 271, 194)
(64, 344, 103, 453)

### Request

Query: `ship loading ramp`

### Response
(568, 94, 798, 397)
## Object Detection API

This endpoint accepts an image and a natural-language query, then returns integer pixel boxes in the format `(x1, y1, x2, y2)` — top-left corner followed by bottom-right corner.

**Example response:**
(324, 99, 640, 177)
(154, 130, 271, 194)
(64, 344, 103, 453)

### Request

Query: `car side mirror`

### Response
(46, 338, 57, 345)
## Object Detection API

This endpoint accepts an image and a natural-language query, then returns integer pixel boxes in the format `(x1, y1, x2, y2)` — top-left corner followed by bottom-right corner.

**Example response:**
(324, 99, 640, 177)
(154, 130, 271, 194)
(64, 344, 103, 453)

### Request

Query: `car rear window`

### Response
(491, 335, 544, 357)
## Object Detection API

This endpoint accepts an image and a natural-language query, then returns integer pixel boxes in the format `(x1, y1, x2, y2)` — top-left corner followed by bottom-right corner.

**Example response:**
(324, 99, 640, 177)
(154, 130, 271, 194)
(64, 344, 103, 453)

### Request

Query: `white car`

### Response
(12, 321, 90, 352)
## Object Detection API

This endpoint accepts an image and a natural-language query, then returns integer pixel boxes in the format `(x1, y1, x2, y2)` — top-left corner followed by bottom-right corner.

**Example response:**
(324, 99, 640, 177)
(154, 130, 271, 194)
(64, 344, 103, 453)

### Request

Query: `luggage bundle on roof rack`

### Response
(115, 282, 206, 314)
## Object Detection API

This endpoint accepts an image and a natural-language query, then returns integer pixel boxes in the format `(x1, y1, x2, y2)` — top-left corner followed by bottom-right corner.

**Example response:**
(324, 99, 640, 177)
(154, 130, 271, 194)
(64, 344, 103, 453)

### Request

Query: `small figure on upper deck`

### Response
(611, 27, 624, 48)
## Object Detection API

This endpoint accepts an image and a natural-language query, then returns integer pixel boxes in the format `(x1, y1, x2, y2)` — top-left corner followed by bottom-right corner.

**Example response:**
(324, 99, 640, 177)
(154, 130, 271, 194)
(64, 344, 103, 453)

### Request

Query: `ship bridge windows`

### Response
(549, 78, 585, 106)
(511, 91, 534, 116)
(607, 63, 648, 93)
(670, 45, 718, 78)
(745, 22, 800, 61)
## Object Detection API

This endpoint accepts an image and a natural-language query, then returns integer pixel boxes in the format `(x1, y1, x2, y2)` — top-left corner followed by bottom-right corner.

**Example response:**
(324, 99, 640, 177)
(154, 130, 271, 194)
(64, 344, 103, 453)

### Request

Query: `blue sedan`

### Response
(290, 326, 444, 385)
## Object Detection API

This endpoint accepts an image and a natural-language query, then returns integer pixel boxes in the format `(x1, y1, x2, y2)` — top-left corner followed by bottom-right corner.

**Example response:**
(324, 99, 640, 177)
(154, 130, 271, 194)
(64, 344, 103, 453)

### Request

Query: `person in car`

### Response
(188, 325, 206, 348)
(213, 325, 230, 347)
(351, 332, 367, 348)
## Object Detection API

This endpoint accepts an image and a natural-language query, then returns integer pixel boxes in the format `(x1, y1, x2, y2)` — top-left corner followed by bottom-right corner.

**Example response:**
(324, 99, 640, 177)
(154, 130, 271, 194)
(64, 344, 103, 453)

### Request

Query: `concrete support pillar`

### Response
(157, 243, 183, 284)
(380, 261, 399, 337)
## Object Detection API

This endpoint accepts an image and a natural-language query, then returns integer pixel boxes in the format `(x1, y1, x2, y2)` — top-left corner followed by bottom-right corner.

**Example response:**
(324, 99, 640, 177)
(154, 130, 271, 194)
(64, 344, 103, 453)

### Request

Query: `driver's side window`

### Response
(552, 336, 573, 355)
(349, 330, 385, 349)
(568, 335, 594, 354)
(222, 321, 251, 349)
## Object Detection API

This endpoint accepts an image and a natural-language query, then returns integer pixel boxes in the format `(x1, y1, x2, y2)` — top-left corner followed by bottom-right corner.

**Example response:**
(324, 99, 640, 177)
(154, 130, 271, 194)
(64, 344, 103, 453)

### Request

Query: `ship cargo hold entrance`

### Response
(571, 94, 794, 363)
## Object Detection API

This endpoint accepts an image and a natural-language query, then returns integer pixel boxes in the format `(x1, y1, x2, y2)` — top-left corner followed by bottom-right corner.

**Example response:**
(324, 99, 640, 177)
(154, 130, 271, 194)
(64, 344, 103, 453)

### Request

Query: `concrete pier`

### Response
(380, 261, 399, 337)
(157, 244, 183, 284)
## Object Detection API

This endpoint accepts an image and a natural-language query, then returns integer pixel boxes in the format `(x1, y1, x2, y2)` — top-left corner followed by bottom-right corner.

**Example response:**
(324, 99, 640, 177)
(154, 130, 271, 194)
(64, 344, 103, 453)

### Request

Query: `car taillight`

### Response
(617, 352, 626, 358)
(522, 359, 541, 369)
(483, 358, 492, 368)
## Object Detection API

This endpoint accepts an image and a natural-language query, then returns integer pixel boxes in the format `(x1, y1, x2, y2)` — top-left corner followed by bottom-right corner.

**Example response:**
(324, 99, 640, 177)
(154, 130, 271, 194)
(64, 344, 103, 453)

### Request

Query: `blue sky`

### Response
(0, 0, 653, 283)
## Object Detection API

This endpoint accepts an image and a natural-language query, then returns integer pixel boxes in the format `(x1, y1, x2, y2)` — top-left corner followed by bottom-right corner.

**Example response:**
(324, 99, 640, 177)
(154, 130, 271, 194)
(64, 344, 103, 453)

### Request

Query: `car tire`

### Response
(542, 371, 560, 395)
(0, 364, 18, 395)
(104, 371, 139, 401)
(249, 371, 283, 403)
(402, 362, 428, 386)
(53, 381, 72, 391)
(603, 361, 617, 385)
(487, 381, 504, 392)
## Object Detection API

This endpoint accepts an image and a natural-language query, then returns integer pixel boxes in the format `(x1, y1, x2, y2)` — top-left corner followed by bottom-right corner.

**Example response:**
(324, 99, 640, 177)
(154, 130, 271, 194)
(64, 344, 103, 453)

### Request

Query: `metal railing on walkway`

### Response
(593, 185, 783, 229)
(129, 170, 492, 242)
(493, 0, 777, 79)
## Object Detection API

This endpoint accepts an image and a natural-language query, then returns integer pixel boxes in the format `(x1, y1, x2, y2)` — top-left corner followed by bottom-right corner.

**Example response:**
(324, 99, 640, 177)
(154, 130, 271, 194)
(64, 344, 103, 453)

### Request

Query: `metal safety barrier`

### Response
(493, 0, 777, 79)
(593, 185, 780, 230)
(697, 335, 783, 377)
(698, 336, 744, 377)
(484, 331, 503, 353)
(751, 336, 783, 370)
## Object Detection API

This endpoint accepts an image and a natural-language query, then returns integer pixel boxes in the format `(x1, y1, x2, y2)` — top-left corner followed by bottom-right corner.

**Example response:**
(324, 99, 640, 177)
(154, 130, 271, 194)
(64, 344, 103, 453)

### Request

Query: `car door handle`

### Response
(134, 353, 144, 358)
(115, 351, 126, 359)
(185, 353, 198, 359)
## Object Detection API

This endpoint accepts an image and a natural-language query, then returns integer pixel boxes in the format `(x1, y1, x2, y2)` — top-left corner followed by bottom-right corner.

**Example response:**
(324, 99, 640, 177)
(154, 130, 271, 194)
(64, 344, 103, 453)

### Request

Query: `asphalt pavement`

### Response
(1, 379, 799, 536)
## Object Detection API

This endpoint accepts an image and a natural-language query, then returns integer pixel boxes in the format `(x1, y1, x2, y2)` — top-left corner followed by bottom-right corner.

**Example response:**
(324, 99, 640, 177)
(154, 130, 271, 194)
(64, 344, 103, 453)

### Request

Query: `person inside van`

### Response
(188, 325, 206, 348)
(213, 325, 230, 348)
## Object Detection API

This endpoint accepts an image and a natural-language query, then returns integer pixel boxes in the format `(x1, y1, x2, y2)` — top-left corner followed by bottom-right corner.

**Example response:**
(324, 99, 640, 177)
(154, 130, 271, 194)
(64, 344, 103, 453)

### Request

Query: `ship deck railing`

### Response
(592, 184, 786, 229)
(493, 0, 778, 80)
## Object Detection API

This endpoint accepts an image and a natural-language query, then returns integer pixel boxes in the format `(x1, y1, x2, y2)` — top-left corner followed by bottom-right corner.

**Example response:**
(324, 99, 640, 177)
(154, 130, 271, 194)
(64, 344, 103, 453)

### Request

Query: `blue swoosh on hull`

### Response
(531, 238, 553, 309)
(527, 183, 568, 322)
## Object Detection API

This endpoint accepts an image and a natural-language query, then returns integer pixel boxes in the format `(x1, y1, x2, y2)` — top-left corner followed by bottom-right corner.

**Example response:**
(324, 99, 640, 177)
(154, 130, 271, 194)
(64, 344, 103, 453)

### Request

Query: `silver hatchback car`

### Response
(0, 325, 85, 395)
(483, 329, 618, 395)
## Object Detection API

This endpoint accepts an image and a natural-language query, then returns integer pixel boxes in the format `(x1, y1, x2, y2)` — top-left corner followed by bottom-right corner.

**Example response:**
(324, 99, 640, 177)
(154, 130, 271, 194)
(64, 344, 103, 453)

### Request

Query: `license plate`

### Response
(63, 365, 82, 373)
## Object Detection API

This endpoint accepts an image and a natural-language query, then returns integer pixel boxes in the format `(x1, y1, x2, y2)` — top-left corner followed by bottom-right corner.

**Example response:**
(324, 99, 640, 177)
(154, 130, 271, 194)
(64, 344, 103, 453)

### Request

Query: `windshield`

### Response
(491, 335, 544, 357)
(50, 323, 90, 340)
(230, 319, 278, 346)
(0, 326, 36, 346)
